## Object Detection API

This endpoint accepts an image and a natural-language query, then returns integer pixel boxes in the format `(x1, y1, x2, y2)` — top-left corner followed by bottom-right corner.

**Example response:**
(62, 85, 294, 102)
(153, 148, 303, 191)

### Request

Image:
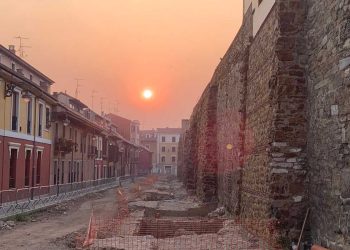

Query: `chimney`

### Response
(8, 45, 16, 54)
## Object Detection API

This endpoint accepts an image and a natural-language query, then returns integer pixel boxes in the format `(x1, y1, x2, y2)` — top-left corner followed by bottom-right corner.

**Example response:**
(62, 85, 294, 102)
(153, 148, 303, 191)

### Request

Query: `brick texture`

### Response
(178, 0, 350, 248)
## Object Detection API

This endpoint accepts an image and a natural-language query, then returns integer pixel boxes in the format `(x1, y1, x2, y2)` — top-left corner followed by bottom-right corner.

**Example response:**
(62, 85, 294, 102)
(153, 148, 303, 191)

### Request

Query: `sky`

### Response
(0, 0, 243, 129)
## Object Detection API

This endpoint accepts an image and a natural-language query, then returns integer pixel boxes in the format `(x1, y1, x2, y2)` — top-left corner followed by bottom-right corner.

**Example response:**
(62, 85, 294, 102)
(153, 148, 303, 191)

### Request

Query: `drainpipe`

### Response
(1, 83, 7, 205)
(30, 96, 37, 200)
(81, 133, 84, 183)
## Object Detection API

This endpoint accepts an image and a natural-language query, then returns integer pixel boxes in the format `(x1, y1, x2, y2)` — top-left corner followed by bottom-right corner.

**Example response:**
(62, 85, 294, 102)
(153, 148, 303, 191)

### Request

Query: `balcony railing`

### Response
(54, 138, 76, 155)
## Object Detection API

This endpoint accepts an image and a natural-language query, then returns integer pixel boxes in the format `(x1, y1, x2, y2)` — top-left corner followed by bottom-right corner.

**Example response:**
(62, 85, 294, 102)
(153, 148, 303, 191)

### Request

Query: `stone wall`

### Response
(216, 8, 252, 215)
(180, 0, 350, 247)
(307, 0, 350, 248)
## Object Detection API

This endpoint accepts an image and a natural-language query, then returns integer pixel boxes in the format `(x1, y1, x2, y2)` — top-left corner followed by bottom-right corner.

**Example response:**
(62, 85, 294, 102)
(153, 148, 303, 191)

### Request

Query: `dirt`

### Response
(0, 188, 119, 250)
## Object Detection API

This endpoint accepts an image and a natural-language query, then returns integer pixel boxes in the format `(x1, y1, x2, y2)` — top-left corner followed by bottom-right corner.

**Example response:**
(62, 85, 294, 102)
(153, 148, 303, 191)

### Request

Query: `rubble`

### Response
(208, 207, 226, 218)
(143, 189, 175, 201)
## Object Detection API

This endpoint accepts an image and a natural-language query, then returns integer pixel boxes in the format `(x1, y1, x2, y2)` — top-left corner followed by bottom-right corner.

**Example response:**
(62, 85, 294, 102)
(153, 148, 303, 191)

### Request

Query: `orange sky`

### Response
(0, 0, 243, 129)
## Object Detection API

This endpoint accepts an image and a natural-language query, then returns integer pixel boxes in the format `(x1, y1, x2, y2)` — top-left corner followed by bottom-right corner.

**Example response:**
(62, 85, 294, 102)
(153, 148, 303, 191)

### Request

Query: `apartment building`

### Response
(0, 45, 56, 201)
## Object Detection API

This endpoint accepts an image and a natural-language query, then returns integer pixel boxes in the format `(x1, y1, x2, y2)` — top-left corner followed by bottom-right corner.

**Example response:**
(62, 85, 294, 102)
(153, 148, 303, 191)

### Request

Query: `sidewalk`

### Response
(0, 177, 132, 220)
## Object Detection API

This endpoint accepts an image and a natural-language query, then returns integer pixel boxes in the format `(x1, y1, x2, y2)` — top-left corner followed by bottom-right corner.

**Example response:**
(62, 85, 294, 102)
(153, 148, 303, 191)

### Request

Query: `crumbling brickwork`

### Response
(307, 0, 350, 248)
(179, 0, 350, 247)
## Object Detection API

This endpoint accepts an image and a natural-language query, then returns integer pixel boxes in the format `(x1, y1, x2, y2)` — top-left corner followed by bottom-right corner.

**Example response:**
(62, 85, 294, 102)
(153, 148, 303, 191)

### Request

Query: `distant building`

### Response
(107, 114, 140, 145)
(130, 120, 140, 145)
(156, 128, 182, 175)
(136, 146, 152, 175)
(140, 129, 158, 170)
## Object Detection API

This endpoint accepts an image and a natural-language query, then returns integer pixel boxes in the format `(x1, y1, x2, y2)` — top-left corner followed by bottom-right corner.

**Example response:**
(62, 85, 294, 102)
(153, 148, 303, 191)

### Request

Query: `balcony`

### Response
(88, 145, 97, 158)
(54, 138, 76, 155)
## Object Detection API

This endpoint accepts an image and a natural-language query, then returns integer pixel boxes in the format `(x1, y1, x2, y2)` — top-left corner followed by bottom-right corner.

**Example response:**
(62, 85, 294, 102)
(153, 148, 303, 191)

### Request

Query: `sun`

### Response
(142, 89, 153, 99)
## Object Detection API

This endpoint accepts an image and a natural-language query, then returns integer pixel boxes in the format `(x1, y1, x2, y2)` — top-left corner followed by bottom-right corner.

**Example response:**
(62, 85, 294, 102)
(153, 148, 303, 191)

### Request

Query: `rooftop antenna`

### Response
(100, 97, 106, 116)
(91, 90, 98, 110)
(14, 36, 31, 58)
(112, 100, 119, 114)
(74, 78, 84, 98)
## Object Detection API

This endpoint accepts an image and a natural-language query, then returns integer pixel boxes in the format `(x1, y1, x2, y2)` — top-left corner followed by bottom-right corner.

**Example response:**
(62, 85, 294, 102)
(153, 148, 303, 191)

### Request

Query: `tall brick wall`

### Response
(216, 9, 252, 215)
(307, 0, 350, 248)
(180, 0, 350, 247)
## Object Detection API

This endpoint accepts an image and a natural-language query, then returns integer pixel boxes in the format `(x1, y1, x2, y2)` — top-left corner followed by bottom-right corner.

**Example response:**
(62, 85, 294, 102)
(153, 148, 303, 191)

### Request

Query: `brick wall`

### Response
(307, 0, 350, 248)
(180, 0, 350, 247)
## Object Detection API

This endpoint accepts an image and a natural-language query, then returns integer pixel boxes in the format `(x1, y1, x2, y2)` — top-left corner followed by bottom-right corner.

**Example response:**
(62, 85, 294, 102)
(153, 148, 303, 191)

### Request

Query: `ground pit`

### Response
(83, 176, 281, 249)
(137, 218, 224, 238)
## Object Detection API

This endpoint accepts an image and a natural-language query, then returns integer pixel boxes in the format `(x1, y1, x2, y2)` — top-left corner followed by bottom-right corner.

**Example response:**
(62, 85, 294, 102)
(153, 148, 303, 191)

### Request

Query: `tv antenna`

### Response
(113, 100, 120, 114)
(74, 78, 84, 98)
(91, 90, 98, 110)
(100, 97, 106, 115)
(14, 36, 31, 58)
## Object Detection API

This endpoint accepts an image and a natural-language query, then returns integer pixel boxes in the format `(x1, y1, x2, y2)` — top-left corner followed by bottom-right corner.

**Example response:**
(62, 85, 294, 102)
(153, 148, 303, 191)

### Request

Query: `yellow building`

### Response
(0, 44, 56, 201)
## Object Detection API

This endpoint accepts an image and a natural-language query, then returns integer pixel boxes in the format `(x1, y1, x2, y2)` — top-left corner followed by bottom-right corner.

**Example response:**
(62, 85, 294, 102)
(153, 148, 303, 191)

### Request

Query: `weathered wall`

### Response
(307, 0, 350, 248)
(181, 0, 349, 247)
(216, 8, 252, 214)
(241, 0, 309, 239)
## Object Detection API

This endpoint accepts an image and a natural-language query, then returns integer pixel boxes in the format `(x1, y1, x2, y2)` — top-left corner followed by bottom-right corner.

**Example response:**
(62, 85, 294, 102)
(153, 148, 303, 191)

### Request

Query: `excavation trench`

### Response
(137, 218, 224, 239)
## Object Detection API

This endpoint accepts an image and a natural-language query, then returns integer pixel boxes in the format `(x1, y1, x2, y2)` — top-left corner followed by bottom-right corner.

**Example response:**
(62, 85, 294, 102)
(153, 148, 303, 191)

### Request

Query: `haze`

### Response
(0, 0, 243, 129)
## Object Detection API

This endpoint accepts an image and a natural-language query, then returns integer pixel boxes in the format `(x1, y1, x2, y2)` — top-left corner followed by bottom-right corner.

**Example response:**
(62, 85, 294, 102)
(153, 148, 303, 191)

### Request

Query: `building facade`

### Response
(0, 45, 149, 204)
(156, 128, 182, 175)
(140, 129, 158, 170)
(0, 45, 56, 202)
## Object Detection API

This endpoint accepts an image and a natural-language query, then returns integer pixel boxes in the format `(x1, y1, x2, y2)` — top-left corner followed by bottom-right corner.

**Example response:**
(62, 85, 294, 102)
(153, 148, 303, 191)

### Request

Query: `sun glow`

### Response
(142, 89, 153, 99)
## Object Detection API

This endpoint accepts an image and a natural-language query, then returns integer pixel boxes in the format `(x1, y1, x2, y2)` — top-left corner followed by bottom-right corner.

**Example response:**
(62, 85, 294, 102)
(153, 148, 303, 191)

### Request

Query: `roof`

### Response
(0, 44, 54, 85)
(54, 92, 88, 109)
(156, 127, 182, 134)
(107, 113, 131, 124)
(0, 63, 57, 104)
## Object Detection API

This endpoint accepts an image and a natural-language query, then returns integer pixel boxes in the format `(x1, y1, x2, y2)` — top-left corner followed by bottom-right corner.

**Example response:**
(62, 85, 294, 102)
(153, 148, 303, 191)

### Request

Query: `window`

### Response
(75, 130, 78, 151)
(45, 107, 50, 129)
(81, 163, 84, 180)
(62, 125, 66, 139)
(172, 137, 176, 142)
(29, 74, 33, 81)
(27, 100, 32, 134)
(73, 161, 76, 182)
(11, 63, 16, 71)
(11, 91, 19, 131)
(61, 161, 65, 184)
(172, 147, 176, 152)
(36, 151, 42, 184)
(172, 156, 176, 162)
(54, 161, 58, 185)
(162, 146, 165, 152)
(38, 103, 44, 137)
(161, 156, 165, 162)
(25, 150, 31, 186)
(77, 162, 80, 182)
(9, 148, 18, 188)
(68, 161, 72, 183)
(162, 136, 165, 142)
(55, 123, 59, 138)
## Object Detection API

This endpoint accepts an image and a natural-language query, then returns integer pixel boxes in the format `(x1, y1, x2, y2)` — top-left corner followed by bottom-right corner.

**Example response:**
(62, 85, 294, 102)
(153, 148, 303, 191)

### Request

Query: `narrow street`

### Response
(0, 186, 119, 249)
(0, 176, 276, 249)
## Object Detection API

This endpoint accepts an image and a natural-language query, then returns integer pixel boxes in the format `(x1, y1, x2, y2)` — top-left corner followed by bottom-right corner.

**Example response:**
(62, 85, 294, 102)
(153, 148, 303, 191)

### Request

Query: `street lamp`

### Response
(21, 90, 32, 103)
(63, 117, 70, 127)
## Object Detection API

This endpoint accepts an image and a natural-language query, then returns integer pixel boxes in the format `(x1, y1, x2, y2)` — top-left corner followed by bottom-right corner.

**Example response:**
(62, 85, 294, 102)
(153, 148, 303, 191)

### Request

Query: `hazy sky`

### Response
(0, 0, 243, 129)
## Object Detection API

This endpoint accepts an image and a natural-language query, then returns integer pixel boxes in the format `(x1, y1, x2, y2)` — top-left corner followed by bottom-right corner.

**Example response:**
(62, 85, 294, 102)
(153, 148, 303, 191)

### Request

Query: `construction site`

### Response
(0, 176, 283, 249)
